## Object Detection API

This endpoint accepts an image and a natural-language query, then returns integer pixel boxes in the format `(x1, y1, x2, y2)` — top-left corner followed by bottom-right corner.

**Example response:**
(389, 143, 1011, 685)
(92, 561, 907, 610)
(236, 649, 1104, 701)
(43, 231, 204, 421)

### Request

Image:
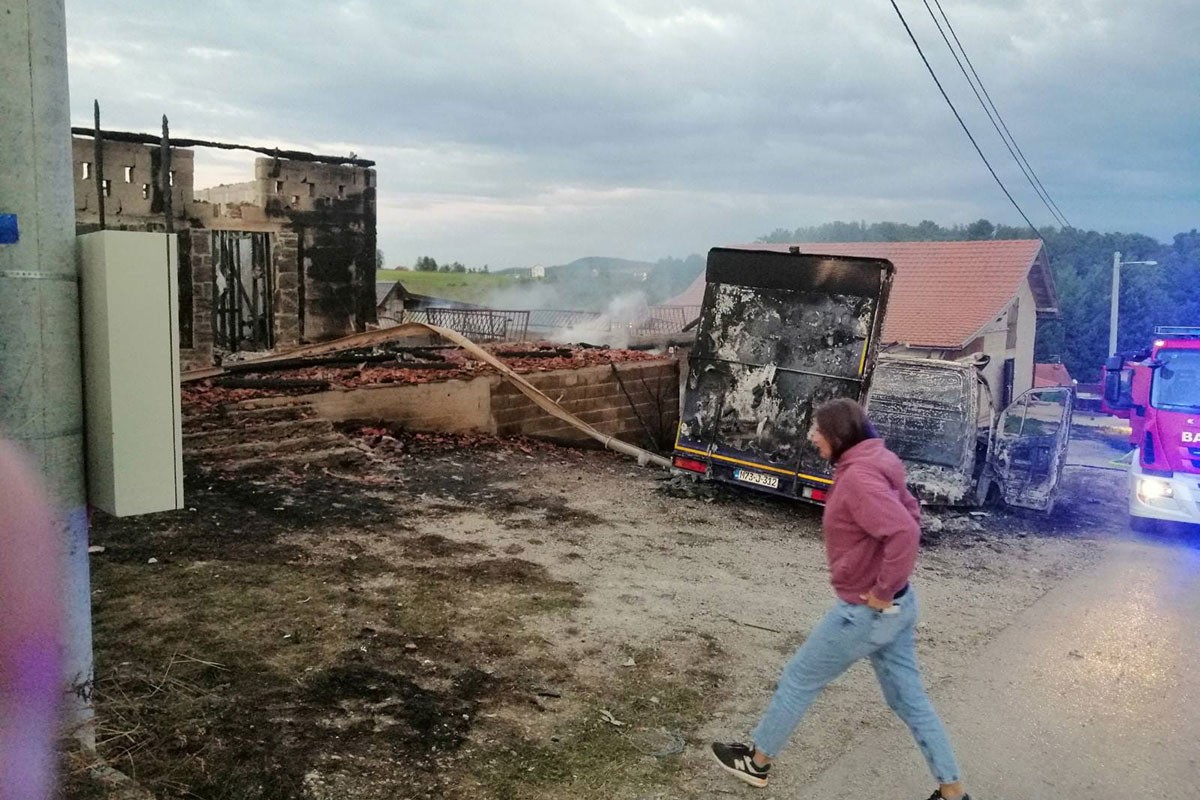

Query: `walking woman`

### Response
(711, 398, 971, 800)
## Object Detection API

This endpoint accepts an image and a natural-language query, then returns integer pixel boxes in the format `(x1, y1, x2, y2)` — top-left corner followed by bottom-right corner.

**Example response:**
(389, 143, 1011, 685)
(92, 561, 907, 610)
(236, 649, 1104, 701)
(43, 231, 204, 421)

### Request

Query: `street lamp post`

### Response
(1109, 250, 1159, 356)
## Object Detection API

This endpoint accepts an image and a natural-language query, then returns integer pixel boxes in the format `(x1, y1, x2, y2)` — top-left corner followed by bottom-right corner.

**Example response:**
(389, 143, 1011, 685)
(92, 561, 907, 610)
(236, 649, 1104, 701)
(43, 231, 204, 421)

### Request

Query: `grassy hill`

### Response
(375, 270, 519, 305)
(378, 253, 702, 311)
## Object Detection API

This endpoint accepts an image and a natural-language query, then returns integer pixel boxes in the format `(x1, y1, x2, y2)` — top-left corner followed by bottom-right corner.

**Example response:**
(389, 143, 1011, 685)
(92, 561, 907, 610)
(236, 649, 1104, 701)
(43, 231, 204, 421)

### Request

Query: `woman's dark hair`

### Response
(812, 398, 878, 463)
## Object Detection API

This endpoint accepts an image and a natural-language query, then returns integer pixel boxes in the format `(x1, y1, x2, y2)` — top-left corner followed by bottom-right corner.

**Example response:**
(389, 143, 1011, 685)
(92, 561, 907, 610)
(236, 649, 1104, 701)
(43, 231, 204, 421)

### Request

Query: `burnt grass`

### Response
(67, 430, 710, 799)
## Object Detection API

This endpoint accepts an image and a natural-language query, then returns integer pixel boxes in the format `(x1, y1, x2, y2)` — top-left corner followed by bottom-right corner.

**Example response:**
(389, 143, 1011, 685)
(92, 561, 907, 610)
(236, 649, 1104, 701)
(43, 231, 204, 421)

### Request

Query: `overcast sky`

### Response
(64, 1, 1198, 269)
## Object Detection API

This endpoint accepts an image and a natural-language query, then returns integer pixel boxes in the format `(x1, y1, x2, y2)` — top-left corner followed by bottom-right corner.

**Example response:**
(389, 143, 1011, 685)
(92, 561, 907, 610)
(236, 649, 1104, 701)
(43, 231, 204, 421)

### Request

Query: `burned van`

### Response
(868, 355, 1073, 512)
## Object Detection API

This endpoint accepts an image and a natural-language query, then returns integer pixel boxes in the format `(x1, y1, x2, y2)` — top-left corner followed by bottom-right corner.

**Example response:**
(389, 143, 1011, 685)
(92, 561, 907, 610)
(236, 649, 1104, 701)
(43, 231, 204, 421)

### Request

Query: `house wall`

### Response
(1012, 280, 1037, 398)
(195, 181, 258, 207)
(72, 137, 378, 370)
(72, 138, 194, 228)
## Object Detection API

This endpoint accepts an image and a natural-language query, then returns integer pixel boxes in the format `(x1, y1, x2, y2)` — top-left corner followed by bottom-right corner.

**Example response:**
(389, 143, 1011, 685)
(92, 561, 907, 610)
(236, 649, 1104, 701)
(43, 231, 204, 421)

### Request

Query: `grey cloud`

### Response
(65, 0, 1200, 267)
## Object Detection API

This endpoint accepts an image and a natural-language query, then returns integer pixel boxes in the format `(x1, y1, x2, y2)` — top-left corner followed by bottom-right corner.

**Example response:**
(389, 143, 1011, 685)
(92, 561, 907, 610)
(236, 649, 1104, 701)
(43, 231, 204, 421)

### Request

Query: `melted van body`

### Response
(870, 355, 1073, 512)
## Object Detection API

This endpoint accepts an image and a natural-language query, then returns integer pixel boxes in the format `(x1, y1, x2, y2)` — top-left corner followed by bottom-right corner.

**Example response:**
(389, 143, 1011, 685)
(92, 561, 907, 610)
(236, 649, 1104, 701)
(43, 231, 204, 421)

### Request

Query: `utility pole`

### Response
(0, 0, 95, 746)
(1109, 251, 1122, 357)
(1110, 251, 1160, 356)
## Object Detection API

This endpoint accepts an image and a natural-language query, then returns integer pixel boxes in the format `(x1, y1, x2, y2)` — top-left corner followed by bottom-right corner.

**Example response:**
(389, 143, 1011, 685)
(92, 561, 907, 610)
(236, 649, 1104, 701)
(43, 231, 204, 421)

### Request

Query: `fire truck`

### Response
(1103, 326, 1200, 530)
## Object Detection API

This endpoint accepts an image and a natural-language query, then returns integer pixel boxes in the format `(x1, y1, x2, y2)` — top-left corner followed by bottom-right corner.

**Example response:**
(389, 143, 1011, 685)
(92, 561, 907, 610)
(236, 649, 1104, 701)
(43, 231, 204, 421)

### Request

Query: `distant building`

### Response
(530, 264, 546, 279)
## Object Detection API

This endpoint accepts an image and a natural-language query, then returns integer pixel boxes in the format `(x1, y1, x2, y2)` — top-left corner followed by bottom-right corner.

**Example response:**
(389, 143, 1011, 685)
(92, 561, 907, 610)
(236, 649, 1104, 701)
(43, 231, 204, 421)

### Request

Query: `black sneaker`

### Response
(925, 792, 972, 800)
(710, 741, 769, 788)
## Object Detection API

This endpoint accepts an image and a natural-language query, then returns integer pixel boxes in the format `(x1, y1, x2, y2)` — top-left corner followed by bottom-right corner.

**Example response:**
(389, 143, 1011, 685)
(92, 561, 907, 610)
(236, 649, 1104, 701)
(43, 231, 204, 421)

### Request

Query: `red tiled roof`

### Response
(663, 240, 1053, 349)
(1035, 362, 1074, 387)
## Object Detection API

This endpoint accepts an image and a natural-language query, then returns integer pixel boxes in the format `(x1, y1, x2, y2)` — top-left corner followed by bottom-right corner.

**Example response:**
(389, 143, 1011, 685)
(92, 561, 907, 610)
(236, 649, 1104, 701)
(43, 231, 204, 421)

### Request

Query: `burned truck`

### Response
(671, 247, 1073, 511)
(670, 247, 894, 501)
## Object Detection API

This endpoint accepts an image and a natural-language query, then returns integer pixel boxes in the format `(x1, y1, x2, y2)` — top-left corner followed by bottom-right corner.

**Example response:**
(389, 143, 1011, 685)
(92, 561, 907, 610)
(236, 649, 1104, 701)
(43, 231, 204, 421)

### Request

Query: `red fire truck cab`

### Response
(1103, 326, 1200, 530)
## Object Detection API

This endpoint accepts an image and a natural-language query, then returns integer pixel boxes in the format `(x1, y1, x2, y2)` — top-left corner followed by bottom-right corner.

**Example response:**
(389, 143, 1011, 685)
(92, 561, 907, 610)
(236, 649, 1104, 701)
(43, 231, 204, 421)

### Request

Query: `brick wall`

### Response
(493, 361, 679, 449)
(296, 359, 681, 449)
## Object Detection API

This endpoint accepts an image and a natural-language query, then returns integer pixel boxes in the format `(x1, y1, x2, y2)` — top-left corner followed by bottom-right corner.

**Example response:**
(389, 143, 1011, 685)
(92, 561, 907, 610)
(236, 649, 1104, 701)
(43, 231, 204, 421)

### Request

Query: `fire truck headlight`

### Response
(1137, 478, 1174, 502)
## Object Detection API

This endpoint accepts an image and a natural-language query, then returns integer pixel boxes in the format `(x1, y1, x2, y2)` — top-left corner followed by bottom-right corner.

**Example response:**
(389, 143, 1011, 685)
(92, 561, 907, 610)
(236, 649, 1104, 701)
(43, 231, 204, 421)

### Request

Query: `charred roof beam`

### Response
(70, 127, 375, 168)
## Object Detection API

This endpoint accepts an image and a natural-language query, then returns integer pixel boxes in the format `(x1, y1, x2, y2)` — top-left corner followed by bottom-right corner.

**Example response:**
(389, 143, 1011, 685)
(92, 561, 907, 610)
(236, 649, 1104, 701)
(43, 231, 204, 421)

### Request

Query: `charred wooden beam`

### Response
(70, 127, 375, 167)
(222, 351, 458, 375)
(493, 348, 572, 358)
(160, 115, 173, 234)
(212, 377, 331, 391)
(93, 100, 105, 229)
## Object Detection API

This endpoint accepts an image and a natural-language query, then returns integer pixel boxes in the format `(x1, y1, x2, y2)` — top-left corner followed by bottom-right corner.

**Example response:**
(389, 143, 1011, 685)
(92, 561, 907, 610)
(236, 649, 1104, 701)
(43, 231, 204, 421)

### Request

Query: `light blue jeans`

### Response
(751, 587, 962, 784)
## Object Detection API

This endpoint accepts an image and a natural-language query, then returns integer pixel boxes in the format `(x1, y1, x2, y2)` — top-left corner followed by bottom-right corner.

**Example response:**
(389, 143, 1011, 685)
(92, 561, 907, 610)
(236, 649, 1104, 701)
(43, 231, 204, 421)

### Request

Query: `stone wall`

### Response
(273, 230, 301, 348)
(257, 159, 374, 214)
(182, 229, 214, 371)
(72, 138, 194, 229)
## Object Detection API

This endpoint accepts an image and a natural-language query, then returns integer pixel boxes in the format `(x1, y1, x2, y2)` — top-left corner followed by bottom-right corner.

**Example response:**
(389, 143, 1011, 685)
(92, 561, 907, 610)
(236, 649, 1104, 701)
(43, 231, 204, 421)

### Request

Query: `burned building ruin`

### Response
(71, 128, 377, 370)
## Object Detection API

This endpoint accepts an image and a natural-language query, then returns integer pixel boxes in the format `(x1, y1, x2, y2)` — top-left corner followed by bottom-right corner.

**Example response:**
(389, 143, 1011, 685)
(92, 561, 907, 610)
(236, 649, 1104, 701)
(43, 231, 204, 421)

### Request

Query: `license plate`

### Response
(733, 468, 779, 489)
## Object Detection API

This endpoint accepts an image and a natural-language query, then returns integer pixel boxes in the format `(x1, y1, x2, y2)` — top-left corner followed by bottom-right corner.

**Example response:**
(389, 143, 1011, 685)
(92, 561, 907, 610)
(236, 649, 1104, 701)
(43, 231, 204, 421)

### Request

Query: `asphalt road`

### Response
(800, 531, 1200, 799)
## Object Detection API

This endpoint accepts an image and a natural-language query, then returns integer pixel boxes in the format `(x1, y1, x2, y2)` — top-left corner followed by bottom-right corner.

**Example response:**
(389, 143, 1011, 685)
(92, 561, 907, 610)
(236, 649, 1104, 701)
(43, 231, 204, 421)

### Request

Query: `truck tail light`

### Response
(672, 456, 707, 474)
(800, 485, 829, 502)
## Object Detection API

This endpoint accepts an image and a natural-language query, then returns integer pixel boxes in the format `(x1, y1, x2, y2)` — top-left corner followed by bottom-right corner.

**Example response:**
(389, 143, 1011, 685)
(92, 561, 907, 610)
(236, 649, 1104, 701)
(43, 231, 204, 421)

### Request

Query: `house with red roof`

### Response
(663, 240, 1059, 414)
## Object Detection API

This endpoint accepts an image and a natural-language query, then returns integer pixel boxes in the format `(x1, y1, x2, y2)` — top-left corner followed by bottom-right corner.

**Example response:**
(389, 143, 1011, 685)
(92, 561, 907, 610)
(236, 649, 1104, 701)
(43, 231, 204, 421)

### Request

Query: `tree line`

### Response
(412, 255, 488, 273)
(759, 220, 1200, 382)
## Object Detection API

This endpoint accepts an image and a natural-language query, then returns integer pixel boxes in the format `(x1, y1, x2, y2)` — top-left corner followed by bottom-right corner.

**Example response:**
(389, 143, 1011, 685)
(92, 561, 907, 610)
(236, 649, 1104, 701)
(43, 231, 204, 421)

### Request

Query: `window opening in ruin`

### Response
(275, 180, 284, 193)
(290, 195, 300, 205)
(141, 184, 151, 199)
(81, 162, 92, 180)
(168, 170, 175, 187)
(101, 179, 112, 197)
(307, 183, 316, 197)
(337, 185, 345, 198)
(212, 230, 274, 352)
(123, 166, 133, 183)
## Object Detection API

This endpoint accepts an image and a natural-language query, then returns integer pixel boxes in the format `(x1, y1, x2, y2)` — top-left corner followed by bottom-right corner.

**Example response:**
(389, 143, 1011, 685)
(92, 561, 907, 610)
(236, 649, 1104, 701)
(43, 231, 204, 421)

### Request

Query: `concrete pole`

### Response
(0, 0, 95, 746)
(1109, 250, 1121, 357)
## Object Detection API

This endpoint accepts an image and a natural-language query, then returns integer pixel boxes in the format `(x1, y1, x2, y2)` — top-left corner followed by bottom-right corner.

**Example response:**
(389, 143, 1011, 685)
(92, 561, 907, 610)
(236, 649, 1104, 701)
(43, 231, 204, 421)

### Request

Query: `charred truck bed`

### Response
(673, 247, 893, 501)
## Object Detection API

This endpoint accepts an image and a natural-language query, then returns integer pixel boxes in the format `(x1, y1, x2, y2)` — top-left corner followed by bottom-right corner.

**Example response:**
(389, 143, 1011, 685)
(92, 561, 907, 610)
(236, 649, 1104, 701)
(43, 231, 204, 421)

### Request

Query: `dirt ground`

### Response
(62, 418, 1131, 799)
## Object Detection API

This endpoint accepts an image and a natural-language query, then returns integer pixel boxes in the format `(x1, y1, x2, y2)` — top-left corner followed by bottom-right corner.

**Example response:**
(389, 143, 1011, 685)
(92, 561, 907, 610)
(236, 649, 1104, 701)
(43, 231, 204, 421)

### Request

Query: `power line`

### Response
(928, 0, 1072, 227)
(887, 0, 1046, 243)
(920, 0, 1068, 228)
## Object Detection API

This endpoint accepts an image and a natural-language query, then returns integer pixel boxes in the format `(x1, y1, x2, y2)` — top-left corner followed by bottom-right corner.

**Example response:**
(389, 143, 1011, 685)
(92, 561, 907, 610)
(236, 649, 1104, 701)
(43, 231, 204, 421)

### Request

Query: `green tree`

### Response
(414, 256, 438, 272)
(964, 219, 996, 240)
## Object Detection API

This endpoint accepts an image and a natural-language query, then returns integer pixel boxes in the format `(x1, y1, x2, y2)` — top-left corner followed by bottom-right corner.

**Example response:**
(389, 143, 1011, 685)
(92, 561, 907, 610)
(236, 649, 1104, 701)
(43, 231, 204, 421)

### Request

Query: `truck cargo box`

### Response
(672, 247, 893, 501)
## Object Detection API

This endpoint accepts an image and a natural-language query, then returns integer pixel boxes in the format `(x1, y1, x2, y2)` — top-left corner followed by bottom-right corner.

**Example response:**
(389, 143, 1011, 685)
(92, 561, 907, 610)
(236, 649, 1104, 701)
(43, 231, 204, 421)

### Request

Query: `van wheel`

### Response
(1129, 515, 1157, 534)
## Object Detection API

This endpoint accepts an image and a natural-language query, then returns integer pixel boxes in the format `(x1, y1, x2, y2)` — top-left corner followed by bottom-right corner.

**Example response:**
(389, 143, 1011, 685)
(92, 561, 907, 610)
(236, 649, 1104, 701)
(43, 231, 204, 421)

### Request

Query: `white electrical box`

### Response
(79, 230, 184, 516)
